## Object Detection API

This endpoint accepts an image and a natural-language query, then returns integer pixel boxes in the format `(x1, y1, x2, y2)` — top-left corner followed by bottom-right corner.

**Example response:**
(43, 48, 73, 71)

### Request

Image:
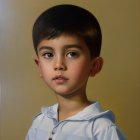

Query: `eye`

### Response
(66, 51, 79, 58)
(42, 52, 54, 59)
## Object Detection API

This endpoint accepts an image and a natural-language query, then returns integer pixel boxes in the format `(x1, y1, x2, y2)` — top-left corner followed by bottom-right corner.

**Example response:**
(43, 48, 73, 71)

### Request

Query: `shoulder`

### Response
(33, 112, 42, 120)
(93, 116, 114, 132)
(93, 116, 126, 139)
(31, 104, 58, 126)
(31, 112, 44, 127)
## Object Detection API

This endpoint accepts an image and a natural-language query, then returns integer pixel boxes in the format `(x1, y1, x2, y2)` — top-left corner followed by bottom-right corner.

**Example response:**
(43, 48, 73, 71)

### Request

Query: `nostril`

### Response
(54, 66, 66, 71)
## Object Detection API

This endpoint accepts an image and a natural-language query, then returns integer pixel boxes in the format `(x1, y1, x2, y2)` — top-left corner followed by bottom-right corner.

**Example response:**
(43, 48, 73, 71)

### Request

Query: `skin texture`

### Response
(35, 34, 103, 121)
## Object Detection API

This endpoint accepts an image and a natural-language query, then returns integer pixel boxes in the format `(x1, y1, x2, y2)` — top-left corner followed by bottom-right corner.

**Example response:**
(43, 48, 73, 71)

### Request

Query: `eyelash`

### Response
(41, 51, 80, 59)
(66, 51, 79, 58)
(42, 52, 54, 59)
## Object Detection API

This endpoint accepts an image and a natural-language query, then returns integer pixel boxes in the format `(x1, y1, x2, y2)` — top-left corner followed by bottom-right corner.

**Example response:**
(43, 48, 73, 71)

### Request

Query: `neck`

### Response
(55, 92, 91, 121)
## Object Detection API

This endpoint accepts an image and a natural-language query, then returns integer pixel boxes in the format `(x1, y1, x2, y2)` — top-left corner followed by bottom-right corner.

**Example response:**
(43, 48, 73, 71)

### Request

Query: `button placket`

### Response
(48, 129, 55, 140)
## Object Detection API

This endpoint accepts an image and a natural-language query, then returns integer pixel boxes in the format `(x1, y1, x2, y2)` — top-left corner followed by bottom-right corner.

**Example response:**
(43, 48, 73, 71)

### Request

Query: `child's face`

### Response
(35, 35, 102, 97)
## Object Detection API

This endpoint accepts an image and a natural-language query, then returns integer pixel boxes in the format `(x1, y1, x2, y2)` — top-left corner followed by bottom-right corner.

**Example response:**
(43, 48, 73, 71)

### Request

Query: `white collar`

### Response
(41, 101, 115, 122)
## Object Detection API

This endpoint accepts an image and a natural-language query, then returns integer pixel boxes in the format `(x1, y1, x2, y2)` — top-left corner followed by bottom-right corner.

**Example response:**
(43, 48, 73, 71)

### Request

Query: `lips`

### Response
(52, 75, 68, 84)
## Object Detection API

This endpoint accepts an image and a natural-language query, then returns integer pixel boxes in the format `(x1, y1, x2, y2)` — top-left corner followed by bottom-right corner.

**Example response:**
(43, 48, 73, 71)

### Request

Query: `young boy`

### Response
(26, 4, 126, 140)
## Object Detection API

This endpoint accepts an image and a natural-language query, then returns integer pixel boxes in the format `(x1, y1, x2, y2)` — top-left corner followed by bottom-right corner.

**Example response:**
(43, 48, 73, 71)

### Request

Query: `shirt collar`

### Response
(41, 101, 115, 122)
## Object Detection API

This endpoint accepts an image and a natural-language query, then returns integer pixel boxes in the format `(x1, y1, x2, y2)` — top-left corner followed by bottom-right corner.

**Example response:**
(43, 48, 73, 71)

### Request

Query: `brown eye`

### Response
(67, 51, 79, 58)
(43, 52, 54, 59)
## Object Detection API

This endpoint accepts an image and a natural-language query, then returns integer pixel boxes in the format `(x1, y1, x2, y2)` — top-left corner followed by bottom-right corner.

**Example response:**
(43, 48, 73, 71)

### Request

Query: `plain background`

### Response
(0, 0, 140, 139)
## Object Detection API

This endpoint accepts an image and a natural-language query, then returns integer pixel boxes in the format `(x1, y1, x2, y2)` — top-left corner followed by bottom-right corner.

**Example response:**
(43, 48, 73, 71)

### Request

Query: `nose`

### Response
(54, 57, 67, 71)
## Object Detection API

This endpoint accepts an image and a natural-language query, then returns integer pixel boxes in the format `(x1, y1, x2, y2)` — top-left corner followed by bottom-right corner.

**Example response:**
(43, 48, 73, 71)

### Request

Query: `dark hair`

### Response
(33, 4, 102, 58)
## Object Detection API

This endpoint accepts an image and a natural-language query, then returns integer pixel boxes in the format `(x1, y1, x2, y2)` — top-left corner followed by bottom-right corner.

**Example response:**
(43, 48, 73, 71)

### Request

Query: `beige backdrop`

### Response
(0, 0, 140, 139)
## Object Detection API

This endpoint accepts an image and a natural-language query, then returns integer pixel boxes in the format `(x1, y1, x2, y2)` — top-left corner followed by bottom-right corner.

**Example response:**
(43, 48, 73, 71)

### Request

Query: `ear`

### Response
(34, 58, 42, 78)
(34, 58, 39, 66)
(90, 57, 103, 77)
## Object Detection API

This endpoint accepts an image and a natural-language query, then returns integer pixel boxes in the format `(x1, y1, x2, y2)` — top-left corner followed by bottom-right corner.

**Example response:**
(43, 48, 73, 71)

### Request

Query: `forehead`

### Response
(37, 34, 88, 51)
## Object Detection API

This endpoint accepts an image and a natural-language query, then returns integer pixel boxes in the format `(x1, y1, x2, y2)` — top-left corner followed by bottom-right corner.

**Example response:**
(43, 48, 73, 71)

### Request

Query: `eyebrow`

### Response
(38, 44, 83, 52)
(38, 46, 53, 52)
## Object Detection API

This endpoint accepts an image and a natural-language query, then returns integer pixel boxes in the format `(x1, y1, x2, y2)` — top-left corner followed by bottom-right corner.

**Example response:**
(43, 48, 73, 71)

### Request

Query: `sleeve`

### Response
(25, 123, 37, 140)
(25, 113, 42, 140)
(93, 118, 126, 140)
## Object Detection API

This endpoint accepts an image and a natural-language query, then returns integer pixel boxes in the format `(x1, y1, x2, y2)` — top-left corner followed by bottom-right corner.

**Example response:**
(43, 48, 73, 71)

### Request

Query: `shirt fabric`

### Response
(26, 102, 126, 140)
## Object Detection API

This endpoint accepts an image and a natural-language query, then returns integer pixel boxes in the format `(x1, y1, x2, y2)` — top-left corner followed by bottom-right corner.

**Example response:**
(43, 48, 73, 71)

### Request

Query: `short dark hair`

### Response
(33, 4, 102, 58)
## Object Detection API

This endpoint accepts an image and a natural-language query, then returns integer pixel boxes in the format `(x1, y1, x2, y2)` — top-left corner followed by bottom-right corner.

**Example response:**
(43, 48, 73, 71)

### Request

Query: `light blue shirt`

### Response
(26, 102, 126, 140)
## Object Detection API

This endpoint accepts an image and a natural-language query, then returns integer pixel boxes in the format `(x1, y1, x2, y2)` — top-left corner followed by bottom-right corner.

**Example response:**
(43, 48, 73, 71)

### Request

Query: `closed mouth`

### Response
(52, 75, 68, 81)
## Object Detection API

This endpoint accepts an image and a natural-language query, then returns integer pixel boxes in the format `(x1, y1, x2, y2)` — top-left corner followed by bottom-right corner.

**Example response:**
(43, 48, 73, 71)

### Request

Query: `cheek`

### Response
(70, 61, 91, 78)
(39, 63, 52, 78)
